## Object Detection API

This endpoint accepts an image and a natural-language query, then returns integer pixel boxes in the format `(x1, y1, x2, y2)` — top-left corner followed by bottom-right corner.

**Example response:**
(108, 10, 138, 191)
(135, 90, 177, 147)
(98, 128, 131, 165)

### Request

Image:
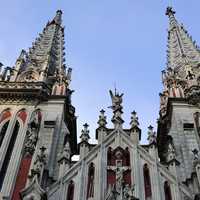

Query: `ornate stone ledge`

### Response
(0, 81, 51, 103)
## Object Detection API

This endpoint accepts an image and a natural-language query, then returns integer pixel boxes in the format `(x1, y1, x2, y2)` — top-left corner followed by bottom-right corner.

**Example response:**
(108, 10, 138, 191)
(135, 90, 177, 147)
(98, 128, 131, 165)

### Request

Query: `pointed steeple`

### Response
(159, 7, 200, 116)
(166, 7, 200, 73)
(10, 10, 69, 87)
(51, 10, 62, 25)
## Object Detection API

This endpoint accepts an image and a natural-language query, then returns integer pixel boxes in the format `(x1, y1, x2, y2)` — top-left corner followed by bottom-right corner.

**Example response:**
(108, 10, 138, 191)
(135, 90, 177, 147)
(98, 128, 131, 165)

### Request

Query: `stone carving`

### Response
(147, 125, 157, 144)
(109, 90, 123, 112)
(115, 160, 124, 192)
(167, 143, 176, 161)
(24, 114, 40, 155)
(97, 109, 107, 128)
(109, 89, 124, 128)
(24, 130, 38, 155)
(123, 184, 135, 200)
(30, 146, 47, 180)
(192, 149, 200, 161)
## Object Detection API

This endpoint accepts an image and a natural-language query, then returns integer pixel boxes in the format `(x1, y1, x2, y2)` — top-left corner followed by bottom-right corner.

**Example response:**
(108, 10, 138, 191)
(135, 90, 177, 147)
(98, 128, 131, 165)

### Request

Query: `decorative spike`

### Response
(80, 123, 90, 142)
(130, 110, 139, 129)
(97, 109, 107, 128)
(14, 10, 67, 84)
(165, 6, 200, 73)
(147, 125, 157, 144)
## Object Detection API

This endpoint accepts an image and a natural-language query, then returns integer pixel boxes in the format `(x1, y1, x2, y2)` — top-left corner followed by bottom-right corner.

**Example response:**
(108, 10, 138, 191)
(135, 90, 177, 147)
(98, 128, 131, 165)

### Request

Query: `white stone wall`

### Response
(48, 128, 194, 200)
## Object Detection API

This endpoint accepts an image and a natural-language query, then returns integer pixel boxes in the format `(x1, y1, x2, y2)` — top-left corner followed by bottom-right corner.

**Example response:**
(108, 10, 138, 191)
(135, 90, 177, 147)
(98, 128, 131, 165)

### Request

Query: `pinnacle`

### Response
(166, 7, 176, 16)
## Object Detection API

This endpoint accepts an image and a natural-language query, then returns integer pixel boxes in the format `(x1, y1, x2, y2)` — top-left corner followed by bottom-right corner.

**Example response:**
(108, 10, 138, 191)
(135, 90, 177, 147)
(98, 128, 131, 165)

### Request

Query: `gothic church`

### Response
(0, 7, 200, 200)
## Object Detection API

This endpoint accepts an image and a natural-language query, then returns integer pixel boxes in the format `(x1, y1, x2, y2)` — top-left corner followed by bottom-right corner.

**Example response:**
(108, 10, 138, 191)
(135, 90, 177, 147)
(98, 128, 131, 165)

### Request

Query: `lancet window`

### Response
(143, 164, 152, 199)
(164, 181, 172, 200)
(67, 180, 75, 200)
(87, 163, 95, 198)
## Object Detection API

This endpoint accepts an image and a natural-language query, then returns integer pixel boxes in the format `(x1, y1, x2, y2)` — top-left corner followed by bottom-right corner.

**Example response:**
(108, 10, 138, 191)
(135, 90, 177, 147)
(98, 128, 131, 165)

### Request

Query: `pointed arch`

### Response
(67, 180, 75, 200)
(12, 109, 42, 199)
(124, 147, 130, 166)
(0, 109, 27, 193)
(0, 109, 11, 148)
(0, 120, 20, 190)
(143, 164, 152, 199)
(107, 147, 113, 166)
(164, 181, 172, 200)
(87, 163, 95, 199)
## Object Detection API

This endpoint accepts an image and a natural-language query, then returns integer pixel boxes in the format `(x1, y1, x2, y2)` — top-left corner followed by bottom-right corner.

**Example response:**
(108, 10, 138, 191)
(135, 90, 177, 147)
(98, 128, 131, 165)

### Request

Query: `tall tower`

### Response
(0, 10, 77, 199)
(157, 7, 200, 183)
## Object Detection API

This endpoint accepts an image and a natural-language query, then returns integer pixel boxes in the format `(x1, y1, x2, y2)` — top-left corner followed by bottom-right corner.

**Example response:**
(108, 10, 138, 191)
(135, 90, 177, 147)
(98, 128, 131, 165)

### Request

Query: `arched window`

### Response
(107, 147, 112, 166)
(12, 109, 41, 199)
(164, 181, 172, 200)
(0, 109, 11, 148)
(67, 180, 75, 200)
(0, 120, 20, 190)
(87, 163, 95, 198)
(0, 121, 9, 148)
(143, 164, 152, 199)
(124, 147, 130, 166)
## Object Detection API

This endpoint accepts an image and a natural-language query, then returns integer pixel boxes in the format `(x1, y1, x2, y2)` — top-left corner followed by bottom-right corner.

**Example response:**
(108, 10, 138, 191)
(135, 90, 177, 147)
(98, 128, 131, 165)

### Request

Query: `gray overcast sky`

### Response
(0, 0, 200, 144)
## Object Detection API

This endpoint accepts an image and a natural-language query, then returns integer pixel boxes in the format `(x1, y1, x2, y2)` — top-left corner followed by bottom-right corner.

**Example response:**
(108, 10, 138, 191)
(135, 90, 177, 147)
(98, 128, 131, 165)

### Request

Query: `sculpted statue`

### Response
(109, 90, 124, 112)
(24, 130, 38, 155)
(32, 147, 47, 179)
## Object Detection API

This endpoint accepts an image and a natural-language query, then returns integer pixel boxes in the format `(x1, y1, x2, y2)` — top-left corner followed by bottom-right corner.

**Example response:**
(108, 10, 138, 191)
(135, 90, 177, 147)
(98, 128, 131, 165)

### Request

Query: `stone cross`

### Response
(108, 160, 129, 193)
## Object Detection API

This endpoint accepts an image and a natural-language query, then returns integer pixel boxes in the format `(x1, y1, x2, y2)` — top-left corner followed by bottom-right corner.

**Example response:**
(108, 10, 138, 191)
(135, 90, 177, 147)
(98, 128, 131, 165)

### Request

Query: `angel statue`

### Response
(109, 90, 124, 112)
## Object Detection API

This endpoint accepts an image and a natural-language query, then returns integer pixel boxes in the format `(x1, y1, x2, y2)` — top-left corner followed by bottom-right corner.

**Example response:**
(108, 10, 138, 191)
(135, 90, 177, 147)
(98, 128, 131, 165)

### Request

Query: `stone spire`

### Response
(96, 109, 107, 143)
(58, 141, 71, 178)
(80, 123, 90, 143)
(10, 10, 68, 85)
(159, 7, 200, 116)
(147, 125, 156, 145)
(97, 109, 107, 128)
(166, 7, 200, 74)
(79, 123, 90, 159)
(130, 111, 141, 144)
(109, 89, 124, 129)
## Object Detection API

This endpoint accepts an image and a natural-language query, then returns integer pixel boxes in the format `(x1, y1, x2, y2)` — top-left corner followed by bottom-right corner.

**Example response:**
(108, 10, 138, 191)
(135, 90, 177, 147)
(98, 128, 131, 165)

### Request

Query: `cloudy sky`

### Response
(0, 0, 200, 144)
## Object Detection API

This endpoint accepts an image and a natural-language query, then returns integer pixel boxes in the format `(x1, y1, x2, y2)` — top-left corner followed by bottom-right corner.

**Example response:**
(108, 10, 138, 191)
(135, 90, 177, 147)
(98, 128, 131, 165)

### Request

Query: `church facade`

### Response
(0, 7, 200, 200)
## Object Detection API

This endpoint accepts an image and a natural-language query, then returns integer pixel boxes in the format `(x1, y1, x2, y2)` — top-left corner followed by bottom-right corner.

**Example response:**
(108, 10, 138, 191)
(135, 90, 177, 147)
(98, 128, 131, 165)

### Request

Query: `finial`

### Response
(52, 10, 63, 25)
(97, 109, 107, 128)
(166, 7, 176, 16)
(130, 110, 139, 128)
(147, 125, 157, 144)
(80, 123, 90, 142)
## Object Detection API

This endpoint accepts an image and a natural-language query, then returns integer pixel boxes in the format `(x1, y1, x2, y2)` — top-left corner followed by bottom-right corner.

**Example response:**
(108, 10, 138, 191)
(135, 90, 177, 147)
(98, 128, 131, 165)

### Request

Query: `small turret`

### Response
(147, 125, 156, 145)
(58, 141, 71, 178)
(130, 111, 141, 144)
(79, 123, 90, 159)
(147, 125, 158, 159)
(96, 109, 107, 143)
